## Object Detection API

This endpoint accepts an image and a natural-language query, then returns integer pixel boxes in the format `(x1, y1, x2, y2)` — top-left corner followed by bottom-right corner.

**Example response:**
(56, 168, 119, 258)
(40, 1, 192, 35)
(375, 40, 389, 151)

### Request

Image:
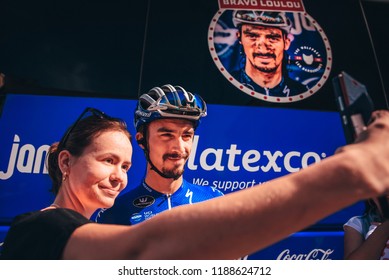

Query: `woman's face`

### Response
(67, 130, 133, 210)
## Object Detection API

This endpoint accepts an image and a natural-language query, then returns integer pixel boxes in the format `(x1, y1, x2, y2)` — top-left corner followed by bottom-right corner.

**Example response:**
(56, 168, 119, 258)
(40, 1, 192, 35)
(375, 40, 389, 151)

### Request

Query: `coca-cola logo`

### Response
(277, 248, 334, 260)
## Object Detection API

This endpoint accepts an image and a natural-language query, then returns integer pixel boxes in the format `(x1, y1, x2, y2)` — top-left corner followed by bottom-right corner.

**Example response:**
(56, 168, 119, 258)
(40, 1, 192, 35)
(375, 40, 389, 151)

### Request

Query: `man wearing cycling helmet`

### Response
(231, 10, 307, 97)
(96, 84, 223, 225)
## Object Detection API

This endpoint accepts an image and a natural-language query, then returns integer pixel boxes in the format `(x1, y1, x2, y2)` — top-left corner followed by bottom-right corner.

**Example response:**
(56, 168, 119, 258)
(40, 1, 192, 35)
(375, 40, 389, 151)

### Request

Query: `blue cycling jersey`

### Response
(231, 68, 308, 97)
(96, 179, 224, 225)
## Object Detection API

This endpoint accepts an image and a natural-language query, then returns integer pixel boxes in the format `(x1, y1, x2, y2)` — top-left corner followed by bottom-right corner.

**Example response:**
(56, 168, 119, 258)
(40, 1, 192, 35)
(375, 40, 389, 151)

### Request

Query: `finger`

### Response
(368, 110, 389, 125)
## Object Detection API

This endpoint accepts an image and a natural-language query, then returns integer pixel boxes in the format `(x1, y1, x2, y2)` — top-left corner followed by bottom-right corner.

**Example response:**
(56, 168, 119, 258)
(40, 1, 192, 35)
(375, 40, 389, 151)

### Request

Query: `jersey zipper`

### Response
(166, 194, 172, 210)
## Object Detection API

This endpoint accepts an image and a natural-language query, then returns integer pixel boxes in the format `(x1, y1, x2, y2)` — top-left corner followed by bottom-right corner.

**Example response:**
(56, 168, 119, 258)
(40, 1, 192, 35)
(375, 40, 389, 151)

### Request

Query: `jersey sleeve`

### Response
(95, 206, 126, 224)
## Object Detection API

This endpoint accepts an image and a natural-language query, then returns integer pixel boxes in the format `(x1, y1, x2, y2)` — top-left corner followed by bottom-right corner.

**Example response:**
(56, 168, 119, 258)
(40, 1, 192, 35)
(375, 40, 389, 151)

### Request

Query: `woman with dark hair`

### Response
(1, 107, 133, 259)
(344, 197, 389, 259)
(1, 106, 389, 260)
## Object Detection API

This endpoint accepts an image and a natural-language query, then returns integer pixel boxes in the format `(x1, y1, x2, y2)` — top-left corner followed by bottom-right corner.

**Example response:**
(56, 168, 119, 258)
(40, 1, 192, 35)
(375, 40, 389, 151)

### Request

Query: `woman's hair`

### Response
(46, 114, 131, 195)
(359, 199, 384, 237)
(363, 199, 383, 221)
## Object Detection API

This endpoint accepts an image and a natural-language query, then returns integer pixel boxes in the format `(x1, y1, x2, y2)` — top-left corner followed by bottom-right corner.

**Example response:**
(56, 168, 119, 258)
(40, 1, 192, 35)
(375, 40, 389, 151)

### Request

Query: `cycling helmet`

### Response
(232, 10, 292, 34)
(134, 84, 207, 131)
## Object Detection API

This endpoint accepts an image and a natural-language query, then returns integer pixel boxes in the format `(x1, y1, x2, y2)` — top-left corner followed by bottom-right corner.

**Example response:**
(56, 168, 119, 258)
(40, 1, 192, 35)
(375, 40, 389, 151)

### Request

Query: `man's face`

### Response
(139, 118, 195, 178)
(239, 24, 291, 73)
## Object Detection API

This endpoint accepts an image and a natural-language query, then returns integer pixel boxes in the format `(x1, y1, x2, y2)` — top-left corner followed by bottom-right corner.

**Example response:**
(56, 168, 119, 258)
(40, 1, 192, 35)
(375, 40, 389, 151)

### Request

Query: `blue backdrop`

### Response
(0, 93, 364, 259)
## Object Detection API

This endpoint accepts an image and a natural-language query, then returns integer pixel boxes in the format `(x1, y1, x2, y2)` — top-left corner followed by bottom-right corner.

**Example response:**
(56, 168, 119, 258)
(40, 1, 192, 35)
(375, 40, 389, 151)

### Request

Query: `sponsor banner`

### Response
(0, 93, 362, 228)
(0, 94, 141, 223)
(246, 231, 344, 260)
(218, 0, 305, 12)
